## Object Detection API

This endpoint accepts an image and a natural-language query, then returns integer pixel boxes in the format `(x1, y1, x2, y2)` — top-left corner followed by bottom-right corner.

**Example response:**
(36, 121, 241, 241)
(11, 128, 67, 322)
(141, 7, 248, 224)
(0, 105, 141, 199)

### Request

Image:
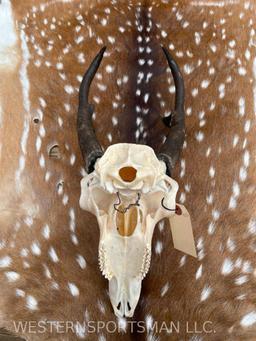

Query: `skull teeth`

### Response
(99, 244, 151, 281)
(98, 244, 113, 280)
(140, 244, 151, 279)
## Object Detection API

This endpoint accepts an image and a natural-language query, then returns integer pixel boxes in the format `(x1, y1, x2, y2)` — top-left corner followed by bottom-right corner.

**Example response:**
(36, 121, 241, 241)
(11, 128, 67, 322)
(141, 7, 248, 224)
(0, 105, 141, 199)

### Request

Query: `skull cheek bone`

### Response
(80, 143, 179, 317)
(77, 47, 187, 317)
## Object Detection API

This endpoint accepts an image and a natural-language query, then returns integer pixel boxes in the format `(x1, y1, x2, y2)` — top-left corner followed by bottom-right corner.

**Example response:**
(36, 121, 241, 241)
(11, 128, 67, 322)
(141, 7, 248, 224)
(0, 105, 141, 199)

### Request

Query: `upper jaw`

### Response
(109, 276, 142, 318)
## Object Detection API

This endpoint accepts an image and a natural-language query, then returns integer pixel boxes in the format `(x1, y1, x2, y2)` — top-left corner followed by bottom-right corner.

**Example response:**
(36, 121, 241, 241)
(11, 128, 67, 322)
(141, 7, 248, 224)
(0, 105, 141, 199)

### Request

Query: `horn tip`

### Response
(101, 46, 107, 54)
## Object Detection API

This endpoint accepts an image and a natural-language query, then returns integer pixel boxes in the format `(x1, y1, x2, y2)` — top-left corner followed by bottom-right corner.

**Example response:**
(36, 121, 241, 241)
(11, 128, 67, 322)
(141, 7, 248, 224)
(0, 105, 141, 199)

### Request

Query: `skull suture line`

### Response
(77, 47, 188, 317)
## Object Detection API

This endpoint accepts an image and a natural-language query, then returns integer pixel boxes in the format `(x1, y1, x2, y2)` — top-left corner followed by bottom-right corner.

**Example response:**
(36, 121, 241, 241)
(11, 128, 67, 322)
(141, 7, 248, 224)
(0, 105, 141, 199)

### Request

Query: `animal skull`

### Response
(79, 143, 179, 317)
(77, 46, 187, 317)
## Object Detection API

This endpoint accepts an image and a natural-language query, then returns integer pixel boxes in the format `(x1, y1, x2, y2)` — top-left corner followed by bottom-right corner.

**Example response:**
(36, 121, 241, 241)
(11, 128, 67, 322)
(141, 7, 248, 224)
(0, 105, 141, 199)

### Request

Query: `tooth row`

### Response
(98, 244, 113, 280)
(140, 244, 151, 279)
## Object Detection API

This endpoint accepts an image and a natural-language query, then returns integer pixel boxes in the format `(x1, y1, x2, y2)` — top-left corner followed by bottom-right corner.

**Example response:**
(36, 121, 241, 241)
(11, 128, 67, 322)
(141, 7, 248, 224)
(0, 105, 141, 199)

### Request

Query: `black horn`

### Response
(157, 46, 185, 176)
(77, 46, 106, 173)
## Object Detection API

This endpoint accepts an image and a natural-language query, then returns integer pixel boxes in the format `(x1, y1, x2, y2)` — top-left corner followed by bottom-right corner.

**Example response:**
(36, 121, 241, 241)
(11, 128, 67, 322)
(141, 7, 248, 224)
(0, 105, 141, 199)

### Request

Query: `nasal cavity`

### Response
(119, 166, 137, 182)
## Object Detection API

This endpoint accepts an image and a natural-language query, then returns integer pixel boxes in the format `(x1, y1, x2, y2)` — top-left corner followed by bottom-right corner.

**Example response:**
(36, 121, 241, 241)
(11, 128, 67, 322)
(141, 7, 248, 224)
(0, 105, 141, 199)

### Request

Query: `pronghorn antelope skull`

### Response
(77, 47, 187, 317)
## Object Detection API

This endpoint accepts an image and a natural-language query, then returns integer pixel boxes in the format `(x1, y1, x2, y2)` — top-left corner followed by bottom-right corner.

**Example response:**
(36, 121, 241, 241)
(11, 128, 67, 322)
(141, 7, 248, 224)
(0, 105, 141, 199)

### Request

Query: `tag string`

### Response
(161, 198, 176, 211)
(114, 192, 141, 214)
(161, 198, 182, 215)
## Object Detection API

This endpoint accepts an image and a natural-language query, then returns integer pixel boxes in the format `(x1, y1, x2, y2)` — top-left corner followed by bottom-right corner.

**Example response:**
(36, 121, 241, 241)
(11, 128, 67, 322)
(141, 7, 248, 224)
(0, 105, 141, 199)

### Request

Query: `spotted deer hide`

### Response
(0, 0, 256, 340)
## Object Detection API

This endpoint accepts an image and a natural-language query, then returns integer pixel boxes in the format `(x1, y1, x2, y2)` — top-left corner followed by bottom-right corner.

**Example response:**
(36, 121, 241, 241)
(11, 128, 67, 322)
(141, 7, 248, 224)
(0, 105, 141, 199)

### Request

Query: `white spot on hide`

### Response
(0, 256, 12, 268)
(201, 285, 212, 301)
(76, 255, 86, 269)
(68, 282, 79, 296)
(221, 258, 234, 275)
(26, 295, 38, 310)
(31, 242, 41, 256)
(196, 264, 203, 280)
(5, 271, 20, 282)
(241, 311, 256, 327)
(48, 247, 59, 263)
(42, 224, 50, 239)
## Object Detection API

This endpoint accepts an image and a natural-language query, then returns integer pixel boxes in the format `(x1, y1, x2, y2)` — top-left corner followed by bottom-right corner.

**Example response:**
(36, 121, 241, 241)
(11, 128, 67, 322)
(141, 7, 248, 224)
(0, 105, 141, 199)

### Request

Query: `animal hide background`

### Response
(0, 0, 256, 340)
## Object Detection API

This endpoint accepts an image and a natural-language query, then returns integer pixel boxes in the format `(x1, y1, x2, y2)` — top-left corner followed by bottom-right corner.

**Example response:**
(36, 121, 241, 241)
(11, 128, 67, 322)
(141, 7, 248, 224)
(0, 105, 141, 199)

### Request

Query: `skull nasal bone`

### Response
(119, 166, 137, 182)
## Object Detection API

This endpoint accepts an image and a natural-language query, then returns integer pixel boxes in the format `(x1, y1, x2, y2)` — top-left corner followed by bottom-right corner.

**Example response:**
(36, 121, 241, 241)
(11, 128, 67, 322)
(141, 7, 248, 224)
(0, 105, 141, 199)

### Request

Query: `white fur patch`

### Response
(201, 285, 212, 301)
(76, 255, 86, 269)
(16, 289, 25, 297)
(196, 264, 203, 280)
(49, 247, 59, 263)
(31, 241, 41, 256)
(26, 295, 38, 310)
(75, 321, 86, 338)
(253, 58, 256, 114)
(241, 311, 256, 327)
(0, 0, 18, 69)
(5, 271, 20, 282)
(68, 282, 80, 296)
(221, 258, 234, 275)
(0, 101, 2, 128)
(19, 29, 31, 114)
(15, 28, 31, 191)
(191, 0, 239, 6)
(0, 256, 12, 268)
(42, 224, 50, 239)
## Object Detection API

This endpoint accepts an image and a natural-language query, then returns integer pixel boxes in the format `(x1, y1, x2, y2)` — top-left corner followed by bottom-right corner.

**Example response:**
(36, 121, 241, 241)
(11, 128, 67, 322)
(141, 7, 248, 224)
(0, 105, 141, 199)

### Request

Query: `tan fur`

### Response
(0, 0, 256, 340)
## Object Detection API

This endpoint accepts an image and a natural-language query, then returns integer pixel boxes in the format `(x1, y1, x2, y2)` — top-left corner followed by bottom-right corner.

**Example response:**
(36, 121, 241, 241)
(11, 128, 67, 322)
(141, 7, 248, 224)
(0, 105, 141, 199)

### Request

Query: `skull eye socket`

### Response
(119, 167, 137, 182)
